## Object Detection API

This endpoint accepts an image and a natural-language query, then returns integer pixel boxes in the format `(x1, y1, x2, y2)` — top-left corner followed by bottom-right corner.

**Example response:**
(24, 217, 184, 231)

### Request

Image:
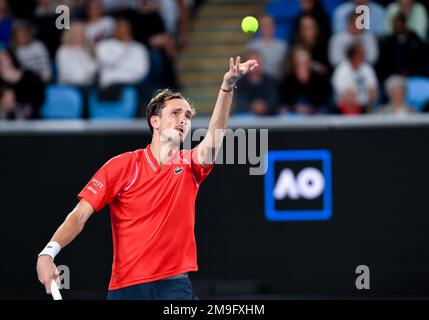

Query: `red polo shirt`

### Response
(77, 145, 214, 290)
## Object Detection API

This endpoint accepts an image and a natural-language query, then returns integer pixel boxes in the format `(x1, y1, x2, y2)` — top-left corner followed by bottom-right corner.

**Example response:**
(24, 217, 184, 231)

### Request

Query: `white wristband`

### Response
(38, 241, 61, 260)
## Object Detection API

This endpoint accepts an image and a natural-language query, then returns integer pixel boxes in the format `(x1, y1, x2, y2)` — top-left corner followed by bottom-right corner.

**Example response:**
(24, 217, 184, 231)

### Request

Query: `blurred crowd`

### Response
(1, 0, 428, 120)
(236, 0, 429, 116)
(0, 0, 198, 119)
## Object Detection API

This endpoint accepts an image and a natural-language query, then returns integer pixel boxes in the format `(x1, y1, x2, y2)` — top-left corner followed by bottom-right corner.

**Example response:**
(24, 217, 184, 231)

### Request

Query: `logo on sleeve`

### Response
(174, 167, 184, 175)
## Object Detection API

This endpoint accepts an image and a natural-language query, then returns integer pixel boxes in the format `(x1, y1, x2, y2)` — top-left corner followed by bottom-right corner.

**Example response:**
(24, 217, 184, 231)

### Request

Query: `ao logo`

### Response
(264, 150, 332, 221)
(274, 167, 325, 200)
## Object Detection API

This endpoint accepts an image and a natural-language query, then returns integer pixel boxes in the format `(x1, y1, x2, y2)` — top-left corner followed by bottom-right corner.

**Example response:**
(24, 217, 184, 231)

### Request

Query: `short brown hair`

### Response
(145, 89, 194, 134)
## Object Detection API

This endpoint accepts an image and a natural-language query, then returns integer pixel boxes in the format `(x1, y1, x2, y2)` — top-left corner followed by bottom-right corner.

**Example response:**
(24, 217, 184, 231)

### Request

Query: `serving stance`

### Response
(36, 57, 258, 300)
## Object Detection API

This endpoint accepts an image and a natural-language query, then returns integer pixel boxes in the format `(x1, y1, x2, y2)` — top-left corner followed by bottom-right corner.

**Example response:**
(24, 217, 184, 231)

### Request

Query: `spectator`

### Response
(159, 0, 191, 47)
(335, 86, 365, 115)
(95, 18, 149, 89)
(0, 49, 45, 118)
(0, 0, 13, 49)
(56, 21, 97, 86)
(333, 0, 386, 36)
(294, 0, 331, 40)
(292, 14, 329, 75)
(379, 75, 415, 114)
(332, 43, 378, 112)
(120, 0, 179, 89)
(279, 46, 331, 115)
(234, 50, 279, 115)
(385, 0, 428, 41)
(11, 20, 52, 82)
(378, 13, 428, 79)
(85, 0, 116, 44)
(32, 0, 63, 59)
(0, 86, 17, 119)
(329, 12, 379, 66)
(247, 15, 288, 80)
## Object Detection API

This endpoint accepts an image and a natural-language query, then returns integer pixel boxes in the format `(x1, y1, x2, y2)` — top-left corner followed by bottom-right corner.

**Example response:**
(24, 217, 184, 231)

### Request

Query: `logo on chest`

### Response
(174, 167, 184, 175)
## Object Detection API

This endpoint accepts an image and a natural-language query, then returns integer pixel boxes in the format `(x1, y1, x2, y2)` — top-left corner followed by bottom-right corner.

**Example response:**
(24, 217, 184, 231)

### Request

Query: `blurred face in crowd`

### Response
(392, 16, 407, 34)
(293, 49, 311, 81)
(37, 0, 53, 10)
(114, 20, 133, 42)
(0, 50, 13, 69)
(0, 88, 16, 115)
(87, 0, 103, 20)
(299, 16, 318, 45)
(0, 0, 8, 14)
(68, 22, 86, 46)
(14, 25, 32, 46)
(350, 44, 365, 66)
(300, 0, 316, 12)
(260, 16, 275, 40)
(388, 82, 406, 103)
(341, 87, 358, 105)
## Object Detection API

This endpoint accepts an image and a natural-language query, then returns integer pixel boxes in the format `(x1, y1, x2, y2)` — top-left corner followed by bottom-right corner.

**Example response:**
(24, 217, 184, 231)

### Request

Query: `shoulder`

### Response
(335, 2, 352, 16)
(104, 151, 138, 171)
(386, 3, 399, 14)
(101, 16, 116, 26)
(370, 2, 385, 13)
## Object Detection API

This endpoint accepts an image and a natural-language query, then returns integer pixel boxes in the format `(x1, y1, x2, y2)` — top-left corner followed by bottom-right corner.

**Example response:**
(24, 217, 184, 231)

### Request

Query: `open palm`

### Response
(223, 56, 259, 87)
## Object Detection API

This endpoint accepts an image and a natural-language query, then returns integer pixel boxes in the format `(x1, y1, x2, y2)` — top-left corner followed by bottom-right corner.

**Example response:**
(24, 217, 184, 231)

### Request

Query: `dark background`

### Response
(1, 125, 429, 299)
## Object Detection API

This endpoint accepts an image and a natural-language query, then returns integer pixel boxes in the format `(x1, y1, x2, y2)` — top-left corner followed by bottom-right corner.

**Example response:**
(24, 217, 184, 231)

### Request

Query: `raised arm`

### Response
(197, 56, 258, 165)
(36, 199, 94, 294)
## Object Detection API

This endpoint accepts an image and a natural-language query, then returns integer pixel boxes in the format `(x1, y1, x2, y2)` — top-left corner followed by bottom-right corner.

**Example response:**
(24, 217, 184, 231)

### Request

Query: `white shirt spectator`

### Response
(332, 60, 378, 106)
(56, 46, 98, 86)
(15, 40, 51, 82)
(159, 0, 180, 35)
(96, 39, 149, 88)
(85, 16, 116, 44)
(247, 39, 288, 80)
(328, 31, 378, 66)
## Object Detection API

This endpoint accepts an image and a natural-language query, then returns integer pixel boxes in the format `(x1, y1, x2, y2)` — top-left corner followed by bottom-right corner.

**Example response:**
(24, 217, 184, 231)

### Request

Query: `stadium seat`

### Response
(321, 0, 348, 16)
(266, 0, 300, 20)
(89, 86, 138, 120)
(266, 0, 301, 41)
(41, 85, 84, 119)
(406, 77, 429, 111)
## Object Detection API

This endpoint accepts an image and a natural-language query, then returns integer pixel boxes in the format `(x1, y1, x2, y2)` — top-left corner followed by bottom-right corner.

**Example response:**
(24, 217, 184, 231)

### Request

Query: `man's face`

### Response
(153, 98, 193, 144)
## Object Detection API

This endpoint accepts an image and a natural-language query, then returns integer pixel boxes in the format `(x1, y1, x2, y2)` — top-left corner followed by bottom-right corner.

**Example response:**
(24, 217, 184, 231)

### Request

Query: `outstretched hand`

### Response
(223, 56, 259, 88)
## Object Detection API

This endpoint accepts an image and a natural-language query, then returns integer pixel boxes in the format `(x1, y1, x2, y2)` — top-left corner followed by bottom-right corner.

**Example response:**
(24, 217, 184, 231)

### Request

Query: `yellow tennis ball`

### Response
(241, 16, 259, 34)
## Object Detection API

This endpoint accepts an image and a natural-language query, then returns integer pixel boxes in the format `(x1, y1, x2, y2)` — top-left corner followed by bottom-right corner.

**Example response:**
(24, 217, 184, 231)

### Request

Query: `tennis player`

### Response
(36, 57, 258, 300)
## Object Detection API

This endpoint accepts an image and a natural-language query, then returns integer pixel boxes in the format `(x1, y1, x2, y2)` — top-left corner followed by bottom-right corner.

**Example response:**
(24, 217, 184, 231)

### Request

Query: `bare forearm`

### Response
(50, 213, 85, 248)
(50, 200, 94, 248)
(198, 56, 258, 163)
(205, 80, 235, 148)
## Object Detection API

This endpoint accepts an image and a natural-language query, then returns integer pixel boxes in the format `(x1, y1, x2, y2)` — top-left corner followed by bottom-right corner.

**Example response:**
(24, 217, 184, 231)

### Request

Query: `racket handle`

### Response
(50, 279, 62, 300)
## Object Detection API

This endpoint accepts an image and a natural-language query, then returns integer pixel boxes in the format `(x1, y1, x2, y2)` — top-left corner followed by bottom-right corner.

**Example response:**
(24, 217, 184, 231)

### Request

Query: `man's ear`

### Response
(150, 115, 159, 132)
